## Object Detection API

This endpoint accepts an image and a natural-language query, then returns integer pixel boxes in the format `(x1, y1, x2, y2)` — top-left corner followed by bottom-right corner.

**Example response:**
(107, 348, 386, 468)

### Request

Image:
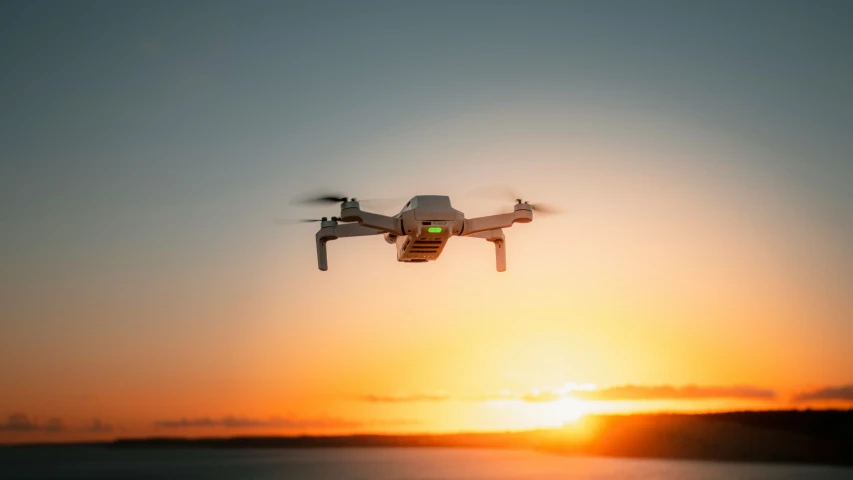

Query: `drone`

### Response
(287, 193, 558, 272)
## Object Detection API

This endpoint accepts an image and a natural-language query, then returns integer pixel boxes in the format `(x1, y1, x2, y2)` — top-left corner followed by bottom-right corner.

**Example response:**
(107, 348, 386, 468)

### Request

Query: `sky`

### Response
(1, 0, 853, 443)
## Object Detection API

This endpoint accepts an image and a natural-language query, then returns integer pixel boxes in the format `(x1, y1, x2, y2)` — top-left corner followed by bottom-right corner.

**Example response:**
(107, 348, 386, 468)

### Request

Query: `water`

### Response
(1, 447, 851, 479)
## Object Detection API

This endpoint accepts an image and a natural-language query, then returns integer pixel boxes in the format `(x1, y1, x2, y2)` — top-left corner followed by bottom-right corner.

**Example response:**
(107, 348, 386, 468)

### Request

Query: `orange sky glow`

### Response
(3, 142, 851, 443)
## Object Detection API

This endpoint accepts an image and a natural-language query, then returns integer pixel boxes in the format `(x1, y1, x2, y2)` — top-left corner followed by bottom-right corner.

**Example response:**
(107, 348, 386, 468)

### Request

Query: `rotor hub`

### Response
(320, 217, 339, 228)
(341, 199, 360, 210)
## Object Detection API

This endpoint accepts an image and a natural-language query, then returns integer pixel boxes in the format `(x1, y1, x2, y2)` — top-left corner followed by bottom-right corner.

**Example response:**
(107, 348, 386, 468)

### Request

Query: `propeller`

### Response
(470, 185, 564, 216)
(290, 190, 406, 214)
(522, 201, 562, 215)
(289, 192, 350, 205)
(273, 217, 337, 225)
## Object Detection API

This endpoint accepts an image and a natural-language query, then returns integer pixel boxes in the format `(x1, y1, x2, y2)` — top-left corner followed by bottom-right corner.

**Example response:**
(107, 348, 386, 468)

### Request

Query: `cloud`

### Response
(570, 384, 776, 401)
(0, 413, 38, 432)
(89, 418, 113, 433)
(518, 392, 561, 403)
(43, 417, 66, 432)
(361, 384, 776, 404)
(0, 413, 66, 432)
(359, 392, 450, 403)
(793, 385, 853, 403)
(154, 416, 366, 429)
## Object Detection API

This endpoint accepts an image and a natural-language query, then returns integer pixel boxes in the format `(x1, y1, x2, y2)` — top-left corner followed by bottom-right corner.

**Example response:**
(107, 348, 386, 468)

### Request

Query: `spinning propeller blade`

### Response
(528, 203, 562, 215)
(470, 185, 564, 216)
(274, 218, 326, 225)
(290, 192, 349, 205)
(291, 190, 406, 214)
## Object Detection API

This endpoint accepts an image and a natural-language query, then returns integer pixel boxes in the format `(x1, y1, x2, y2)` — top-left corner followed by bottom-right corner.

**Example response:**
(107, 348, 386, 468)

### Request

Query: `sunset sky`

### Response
(2, 1, 853, 443)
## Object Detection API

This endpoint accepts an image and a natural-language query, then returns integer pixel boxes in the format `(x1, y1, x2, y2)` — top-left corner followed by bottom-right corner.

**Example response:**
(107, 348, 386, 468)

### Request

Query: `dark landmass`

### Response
(5, 410, 853, 467)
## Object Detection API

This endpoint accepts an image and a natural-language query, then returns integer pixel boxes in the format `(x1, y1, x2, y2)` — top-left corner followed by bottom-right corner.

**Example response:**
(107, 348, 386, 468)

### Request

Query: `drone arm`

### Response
(340, 206, 403, 235)
(315, 223, 384, 271)
(467, 229, 507, 272)
(462, 208, 532, 236)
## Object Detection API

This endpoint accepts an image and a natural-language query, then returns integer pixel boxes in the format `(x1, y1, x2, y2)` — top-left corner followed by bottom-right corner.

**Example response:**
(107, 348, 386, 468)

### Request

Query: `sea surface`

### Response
(1, 447, 851, 479)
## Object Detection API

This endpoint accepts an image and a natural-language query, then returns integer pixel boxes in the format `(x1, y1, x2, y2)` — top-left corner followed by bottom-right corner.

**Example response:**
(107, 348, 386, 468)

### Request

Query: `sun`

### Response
(519, 398, 589, 428)
(553, 398, 588, 423)
(485, 386, 598, 430)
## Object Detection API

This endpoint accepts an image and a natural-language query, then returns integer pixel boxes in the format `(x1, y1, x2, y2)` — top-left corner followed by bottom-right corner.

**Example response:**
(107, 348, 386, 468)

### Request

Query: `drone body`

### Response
(313, 195, 534, 272)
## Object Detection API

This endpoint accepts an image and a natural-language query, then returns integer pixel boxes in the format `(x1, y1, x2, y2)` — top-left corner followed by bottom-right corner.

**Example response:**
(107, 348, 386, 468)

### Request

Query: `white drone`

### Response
(288, 192, 558, 272)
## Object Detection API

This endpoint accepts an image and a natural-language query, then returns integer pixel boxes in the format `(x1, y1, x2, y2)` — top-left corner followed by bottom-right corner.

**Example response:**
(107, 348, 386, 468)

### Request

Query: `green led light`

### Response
(428, 227, 442, 233)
